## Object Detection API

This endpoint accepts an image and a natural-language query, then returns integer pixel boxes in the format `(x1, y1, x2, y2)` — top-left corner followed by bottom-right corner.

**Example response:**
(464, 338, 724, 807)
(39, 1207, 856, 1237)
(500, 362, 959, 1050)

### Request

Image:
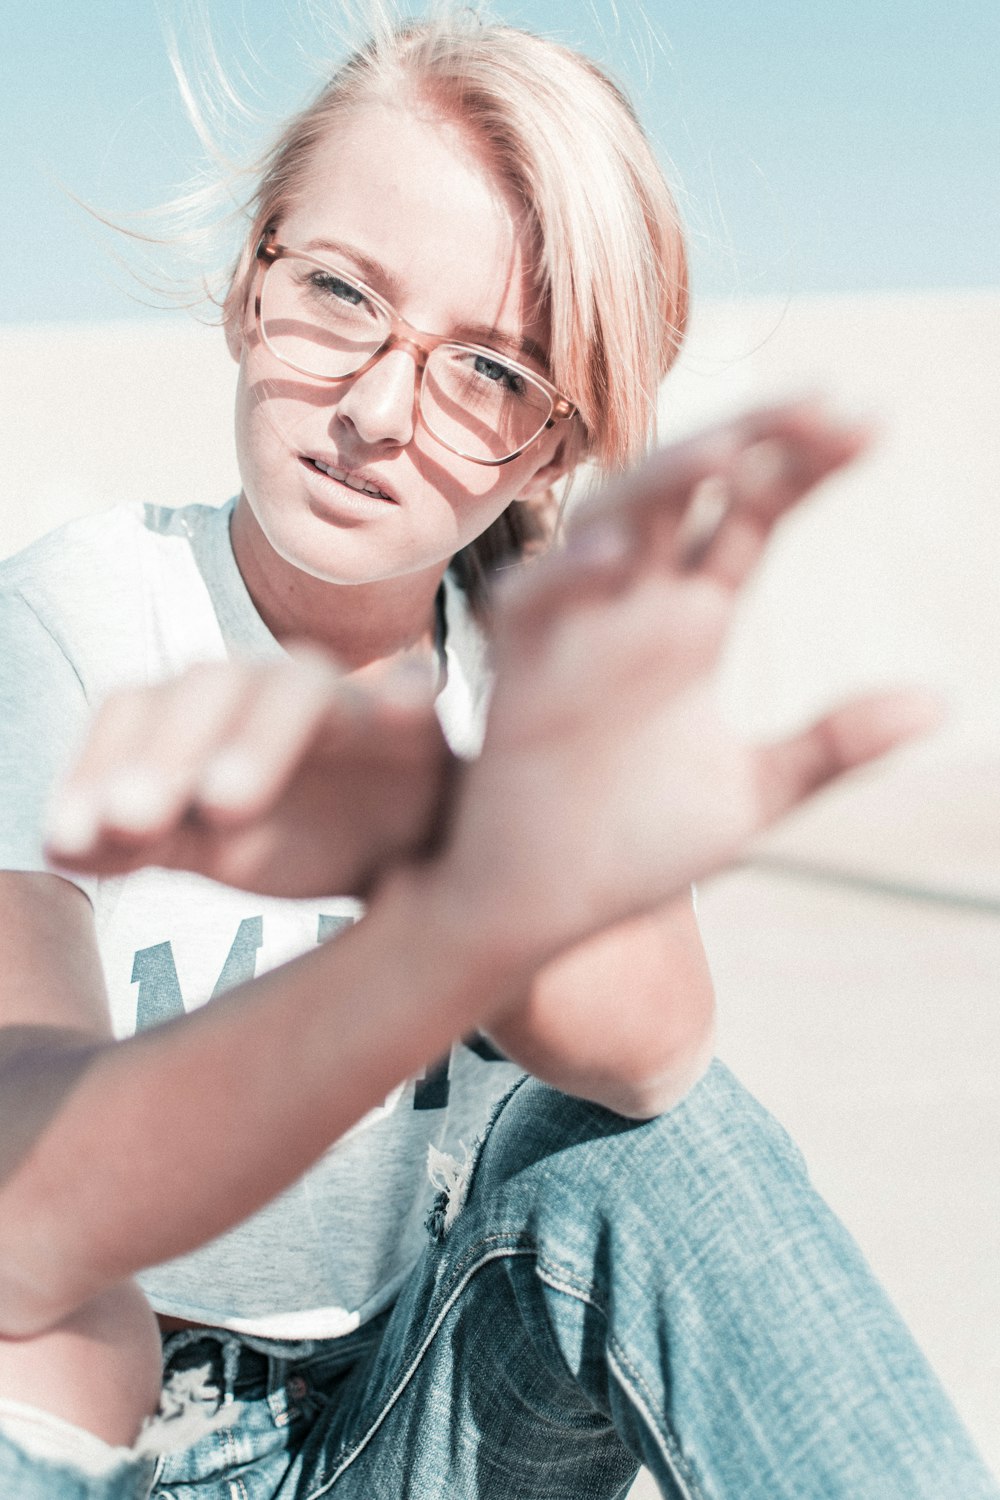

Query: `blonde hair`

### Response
(222, 9, 689, 607)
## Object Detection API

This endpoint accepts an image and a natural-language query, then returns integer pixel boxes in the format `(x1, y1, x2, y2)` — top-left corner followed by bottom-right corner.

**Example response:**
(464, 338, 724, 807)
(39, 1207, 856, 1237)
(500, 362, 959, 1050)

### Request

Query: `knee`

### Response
(470, 1061, 811, 1240)
(0, 1280, 162, 1447)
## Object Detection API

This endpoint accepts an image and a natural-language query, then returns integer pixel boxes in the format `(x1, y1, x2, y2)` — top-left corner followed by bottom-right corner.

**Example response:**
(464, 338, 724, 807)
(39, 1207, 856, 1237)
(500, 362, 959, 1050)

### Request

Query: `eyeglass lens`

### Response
(259, 254, 553, 462)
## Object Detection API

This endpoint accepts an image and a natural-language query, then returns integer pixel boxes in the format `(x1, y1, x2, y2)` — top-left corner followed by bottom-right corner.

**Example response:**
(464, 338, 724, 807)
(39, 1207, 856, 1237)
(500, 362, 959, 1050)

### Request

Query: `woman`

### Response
(0, 11, 992, 1498)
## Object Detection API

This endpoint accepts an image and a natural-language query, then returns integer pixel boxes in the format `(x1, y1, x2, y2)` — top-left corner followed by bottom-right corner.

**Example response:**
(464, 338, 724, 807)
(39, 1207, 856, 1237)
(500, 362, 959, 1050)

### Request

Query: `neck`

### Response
(230, 496, 447, 671)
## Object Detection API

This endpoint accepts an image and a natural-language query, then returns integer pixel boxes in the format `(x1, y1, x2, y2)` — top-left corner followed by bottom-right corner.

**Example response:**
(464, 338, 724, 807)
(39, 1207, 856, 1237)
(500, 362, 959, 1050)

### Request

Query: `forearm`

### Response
(0, 866, 513, 1335)
(485, 895, 716, 1118)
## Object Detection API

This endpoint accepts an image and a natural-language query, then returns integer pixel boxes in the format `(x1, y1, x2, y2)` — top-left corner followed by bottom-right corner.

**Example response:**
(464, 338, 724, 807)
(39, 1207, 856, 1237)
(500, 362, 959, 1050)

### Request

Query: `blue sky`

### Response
(4, 0, 998, 323)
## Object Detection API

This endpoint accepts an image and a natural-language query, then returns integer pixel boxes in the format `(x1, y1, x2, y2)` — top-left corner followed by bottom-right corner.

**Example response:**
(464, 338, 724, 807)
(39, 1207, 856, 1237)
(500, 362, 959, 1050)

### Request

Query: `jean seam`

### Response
(303, 1230, 702, 1500)
(150, 1451, 167, 1493)
(221, 1422, 249, 1500)
(606, 1341, 704, 1500)
(447, 1228, 535, 1282)
(532, 1256, 705, 1500)
(302, 1243, 537, 1499)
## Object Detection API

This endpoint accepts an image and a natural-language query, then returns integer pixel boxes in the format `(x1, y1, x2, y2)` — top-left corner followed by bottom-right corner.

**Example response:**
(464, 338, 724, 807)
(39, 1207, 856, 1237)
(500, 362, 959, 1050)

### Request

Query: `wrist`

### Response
(404, 746, 463, 866)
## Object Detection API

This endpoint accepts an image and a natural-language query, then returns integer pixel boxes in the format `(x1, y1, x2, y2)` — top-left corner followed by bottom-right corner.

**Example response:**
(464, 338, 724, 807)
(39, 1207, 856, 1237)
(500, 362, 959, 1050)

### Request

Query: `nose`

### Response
(333, 346, 419, 450)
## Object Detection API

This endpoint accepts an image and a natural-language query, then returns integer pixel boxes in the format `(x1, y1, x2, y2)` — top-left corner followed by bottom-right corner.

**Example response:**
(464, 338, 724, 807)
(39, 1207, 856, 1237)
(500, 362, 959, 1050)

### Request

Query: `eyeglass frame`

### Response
(253, 236, 578, 467)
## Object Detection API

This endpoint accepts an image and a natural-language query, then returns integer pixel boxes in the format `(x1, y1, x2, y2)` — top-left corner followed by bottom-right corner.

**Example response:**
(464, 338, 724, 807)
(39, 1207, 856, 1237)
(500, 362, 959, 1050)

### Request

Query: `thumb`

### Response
(753, 689, 944, 825)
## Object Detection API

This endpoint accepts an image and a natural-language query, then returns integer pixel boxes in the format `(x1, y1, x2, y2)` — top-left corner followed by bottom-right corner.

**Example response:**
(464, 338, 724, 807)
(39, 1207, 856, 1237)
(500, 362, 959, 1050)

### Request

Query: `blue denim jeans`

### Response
(3, 1062, 997, 1499)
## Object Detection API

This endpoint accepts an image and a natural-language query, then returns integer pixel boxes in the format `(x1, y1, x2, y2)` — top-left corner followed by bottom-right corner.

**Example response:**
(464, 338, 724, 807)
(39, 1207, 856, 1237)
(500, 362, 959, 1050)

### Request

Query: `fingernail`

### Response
(197, 749, 260, 808)
(675, 475, 731, 569)
(44, 789, 100, 855)
(733, 439, 792, 497)
(102, 769, 171, 831)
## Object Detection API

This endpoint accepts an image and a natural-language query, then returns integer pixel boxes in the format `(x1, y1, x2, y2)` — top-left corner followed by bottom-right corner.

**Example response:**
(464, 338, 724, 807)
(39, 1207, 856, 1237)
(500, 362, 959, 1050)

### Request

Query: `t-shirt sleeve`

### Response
(0, 587, 97, 902)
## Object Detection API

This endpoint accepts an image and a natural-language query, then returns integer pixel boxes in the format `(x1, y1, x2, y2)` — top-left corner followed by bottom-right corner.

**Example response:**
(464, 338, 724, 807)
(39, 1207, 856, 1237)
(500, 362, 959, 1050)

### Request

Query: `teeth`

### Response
(312, 459, 389, 500)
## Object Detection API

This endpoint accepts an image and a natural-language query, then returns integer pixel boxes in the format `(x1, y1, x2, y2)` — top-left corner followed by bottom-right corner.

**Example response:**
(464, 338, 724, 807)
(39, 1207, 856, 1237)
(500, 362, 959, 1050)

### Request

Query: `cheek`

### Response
(438, 469, 520, 542)
(234, 370, 307, 484)
(234, 363, 270, 468)
(437, 441, 562, 550)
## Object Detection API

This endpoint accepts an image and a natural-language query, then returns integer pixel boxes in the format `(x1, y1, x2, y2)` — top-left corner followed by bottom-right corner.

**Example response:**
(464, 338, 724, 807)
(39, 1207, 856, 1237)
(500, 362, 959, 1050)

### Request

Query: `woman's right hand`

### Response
(43, 649, 452, 898)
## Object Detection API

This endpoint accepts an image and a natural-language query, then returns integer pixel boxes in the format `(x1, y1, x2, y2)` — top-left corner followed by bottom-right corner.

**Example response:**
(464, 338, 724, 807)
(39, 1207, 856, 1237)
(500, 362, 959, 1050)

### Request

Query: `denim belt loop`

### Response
(220, 1337, 243, 1406)
(268, 1351, 293, 1427)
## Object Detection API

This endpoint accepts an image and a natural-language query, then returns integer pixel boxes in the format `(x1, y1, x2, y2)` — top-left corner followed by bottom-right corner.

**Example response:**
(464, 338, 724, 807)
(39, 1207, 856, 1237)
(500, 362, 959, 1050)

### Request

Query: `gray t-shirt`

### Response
(0, 499, 522, 1338)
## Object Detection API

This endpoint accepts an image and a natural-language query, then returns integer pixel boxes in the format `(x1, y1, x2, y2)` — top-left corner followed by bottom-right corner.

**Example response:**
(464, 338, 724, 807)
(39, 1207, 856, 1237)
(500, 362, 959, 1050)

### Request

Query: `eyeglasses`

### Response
(253, 238, 577, 466)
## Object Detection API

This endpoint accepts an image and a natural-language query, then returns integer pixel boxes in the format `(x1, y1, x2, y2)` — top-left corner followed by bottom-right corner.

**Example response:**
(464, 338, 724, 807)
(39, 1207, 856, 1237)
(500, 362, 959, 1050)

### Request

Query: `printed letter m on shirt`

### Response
(132, 917, 264, 1031)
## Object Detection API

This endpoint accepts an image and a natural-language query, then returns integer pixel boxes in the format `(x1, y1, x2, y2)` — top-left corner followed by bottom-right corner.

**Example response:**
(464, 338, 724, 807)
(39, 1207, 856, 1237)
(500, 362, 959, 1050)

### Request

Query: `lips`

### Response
(304, 456, 396, 503)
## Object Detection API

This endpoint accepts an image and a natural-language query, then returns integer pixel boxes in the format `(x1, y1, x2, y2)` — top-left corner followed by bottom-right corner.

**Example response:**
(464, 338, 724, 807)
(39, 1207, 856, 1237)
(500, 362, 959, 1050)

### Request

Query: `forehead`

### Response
(278, 101, 546, 343)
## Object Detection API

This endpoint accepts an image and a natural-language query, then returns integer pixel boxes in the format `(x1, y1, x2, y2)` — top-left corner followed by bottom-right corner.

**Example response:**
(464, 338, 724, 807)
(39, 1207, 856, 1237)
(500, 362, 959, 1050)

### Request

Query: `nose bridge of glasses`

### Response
(354, 314, 467, 425)
(349, 330, 428, 420)
(348, 302, 430, 377)
(387, 329, 428, 368)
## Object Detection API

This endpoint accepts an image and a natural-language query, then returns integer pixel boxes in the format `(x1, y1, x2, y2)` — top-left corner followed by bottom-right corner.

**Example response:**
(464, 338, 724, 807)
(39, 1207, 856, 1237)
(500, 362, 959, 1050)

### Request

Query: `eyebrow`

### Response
(300, 236, 551, 373)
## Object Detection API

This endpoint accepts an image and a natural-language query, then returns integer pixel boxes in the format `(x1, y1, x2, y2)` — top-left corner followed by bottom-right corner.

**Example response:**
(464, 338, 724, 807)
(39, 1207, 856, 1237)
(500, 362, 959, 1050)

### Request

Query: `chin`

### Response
(270, 519, 439, 588)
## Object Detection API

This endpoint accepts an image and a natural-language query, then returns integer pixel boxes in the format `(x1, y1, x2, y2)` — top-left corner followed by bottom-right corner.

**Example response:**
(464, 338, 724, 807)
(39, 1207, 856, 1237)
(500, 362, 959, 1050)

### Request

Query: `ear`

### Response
(224, 285, 251, 364)
(224, 303, 245, 363)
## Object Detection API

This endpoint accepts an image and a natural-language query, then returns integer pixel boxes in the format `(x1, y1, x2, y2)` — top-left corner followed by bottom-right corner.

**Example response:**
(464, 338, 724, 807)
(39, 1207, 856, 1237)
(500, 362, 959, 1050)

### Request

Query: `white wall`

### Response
(661, 291, 1000, 745)
(2, 318, 239, 557)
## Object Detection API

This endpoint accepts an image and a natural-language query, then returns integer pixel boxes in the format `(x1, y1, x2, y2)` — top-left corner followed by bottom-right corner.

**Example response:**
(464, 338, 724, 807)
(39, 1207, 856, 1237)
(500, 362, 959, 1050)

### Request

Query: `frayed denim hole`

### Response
(423, 1074, 533, 1245)
(425, 1140, 474, 1243)
(425, 1190, 450, 1245)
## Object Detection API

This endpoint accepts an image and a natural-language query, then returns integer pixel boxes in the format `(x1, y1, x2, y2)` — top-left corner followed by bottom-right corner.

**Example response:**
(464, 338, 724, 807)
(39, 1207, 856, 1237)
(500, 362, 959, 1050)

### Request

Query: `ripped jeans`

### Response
(3, 1062, 998, 1499)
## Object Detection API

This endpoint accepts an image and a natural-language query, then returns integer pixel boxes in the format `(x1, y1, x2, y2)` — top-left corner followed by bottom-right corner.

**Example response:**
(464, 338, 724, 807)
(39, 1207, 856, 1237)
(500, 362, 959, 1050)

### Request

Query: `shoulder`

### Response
(0, 499, 230, 596)
(0, 500, 235, 692)
(0, 506, 141, 662)
(0, 503, 133, 586)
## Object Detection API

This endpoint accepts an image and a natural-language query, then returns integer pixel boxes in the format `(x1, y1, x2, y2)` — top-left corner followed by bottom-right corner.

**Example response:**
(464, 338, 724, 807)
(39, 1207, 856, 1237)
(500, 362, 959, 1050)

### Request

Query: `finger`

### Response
(344, 662, 448, 770)
(351, 651, 441, 726)
(492, 519, 639, 646)
(501, 400, 871, 638)
(752, 689, 944, 826)
(497, 435, 736, 637)
(44, 665, 254, 860)
(580, 397, 863, 545)
(689, 413, 872, 589)
(186, 639, 437, 828)
(502, 413, 757, 629)
(191, 644, 371, 825)
(44, 690, 152, 857)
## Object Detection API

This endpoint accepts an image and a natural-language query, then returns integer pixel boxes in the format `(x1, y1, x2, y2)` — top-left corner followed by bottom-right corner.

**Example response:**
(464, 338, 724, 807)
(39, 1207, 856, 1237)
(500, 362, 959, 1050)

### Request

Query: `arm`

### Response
(46, 648, 713, 1120)
(0, 861, 507, 1338)
(0, 892, 711, 1337)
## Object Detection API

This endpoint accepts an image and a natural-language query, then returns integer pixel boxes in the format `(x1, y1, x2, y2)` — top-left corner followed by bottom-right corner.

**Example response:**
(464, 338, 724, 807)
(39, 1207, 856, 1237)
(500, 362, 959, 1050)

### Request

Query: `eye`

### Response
(309, 273, 365, 307)
(472, 353, 527, 397)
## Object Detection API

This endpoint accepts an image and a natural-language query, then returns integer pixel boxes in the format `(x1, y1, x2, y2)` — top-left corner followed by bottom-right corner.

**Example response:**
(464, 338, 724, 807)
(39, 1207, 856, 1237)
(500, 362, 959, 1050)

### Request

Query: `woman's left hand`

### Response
(424, 401, 941, 977)
(43, 649, 452, 898)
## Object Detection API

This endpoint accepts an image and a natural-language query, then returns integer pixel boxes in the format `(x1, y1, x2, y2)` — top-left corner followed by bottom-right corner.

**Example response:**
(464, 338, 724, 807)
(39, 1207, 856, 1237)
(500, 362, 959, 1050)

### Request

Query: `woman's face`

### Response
(228, 100, 569, 590)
